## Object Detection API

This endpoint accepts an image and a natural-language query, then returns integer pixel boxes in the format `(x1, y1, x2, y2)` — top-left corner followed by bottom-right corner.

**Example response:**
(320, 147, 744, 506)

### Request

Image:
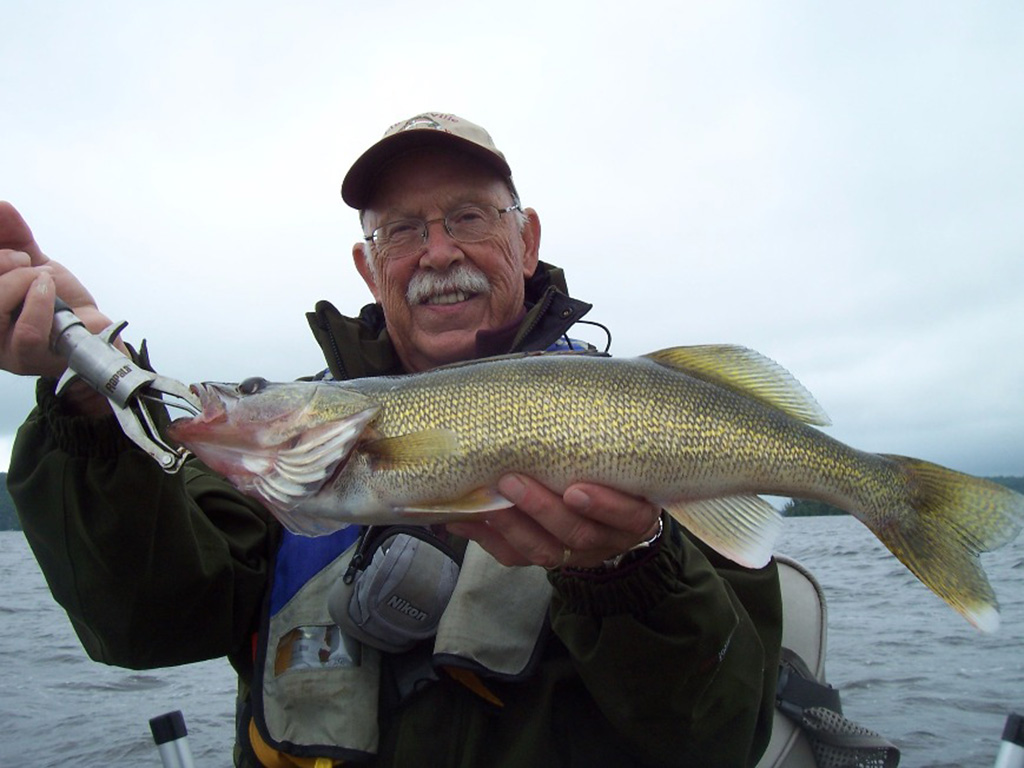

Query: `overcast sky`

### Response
(2, 1, 1022, 479)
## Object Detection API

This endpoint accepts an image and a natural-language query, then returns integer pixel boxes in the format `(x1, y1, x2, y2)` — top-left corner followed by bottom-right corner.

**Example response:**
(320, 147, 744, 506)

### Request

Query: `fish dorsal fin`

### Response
(643, 345, 831, 426)
(663, 495, 784, 569)
(362, 429, 461, 468)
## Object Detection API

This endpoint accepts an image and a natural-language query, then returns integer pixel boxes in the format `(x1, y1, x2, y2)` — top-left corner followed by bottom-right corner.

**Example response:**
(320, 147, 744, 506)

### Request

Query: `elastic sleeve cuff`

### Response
(35, 377, 139, 458)
(548, 522, 687, 618)
(33, 339, 163, 459)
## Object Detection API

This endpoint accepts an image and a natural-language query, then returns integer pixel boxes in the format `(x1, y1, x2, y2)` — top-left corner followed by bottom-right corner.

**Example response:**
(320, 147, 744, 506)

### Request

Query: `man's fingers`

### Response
(446, 477, 664, 570)
(1, 269, 65, 377)
(563, 482, 661, 539)
(0, 250, 33, 273)
(491, 475, 631, 568)
(40, 261, 97, 310)
(480, 503, 568, 568)
(0, 205, 108, 380)
(0, 202, 47, 263)
(445, 520, 534, 567)
(17, 269, 57, 337)
(0, 260, 42, 324)
(501, 474, 653, 547)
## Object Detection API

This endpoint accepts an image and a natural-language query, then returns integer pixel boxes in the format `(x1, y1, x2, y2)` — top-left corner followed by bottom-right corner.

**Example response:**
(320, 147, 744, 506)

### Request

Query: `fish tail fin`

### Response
(870, 455, 1024, 632)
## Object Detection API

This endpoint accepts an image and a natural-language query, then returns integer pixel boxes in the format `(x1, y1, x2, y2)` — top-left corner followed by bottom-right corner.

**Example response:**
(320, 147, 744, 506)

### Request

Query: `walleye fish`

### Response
(166, 345, 1024, 631)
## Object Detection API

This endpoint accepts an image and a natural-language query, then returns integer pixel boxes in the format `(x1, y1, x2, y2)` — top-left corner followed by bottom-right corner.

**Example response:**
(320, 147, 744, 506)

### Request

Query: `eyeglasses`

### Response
(364, 203, 521, 258)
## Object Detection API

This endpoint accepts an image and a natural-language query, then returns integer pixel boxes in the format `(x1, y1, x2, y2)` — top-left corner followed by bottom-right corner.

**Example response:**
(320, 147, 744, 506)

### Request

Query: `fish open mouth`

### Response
(165, 385, 228, 440)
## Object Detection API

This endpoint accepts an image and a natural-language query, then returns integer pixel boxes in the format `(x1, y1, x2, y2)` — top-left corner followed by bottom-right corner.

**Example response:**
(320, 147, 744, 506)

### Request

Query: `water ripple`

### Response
(53, 674, 168, 693)
(3, 518, 1021, 766)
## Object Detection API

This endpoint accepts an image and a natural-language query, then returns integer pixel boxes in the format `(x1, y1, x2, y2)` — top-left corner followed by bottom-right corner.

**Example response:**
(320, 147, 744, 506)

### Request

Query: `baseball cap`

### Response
(341, 112, 515, 209)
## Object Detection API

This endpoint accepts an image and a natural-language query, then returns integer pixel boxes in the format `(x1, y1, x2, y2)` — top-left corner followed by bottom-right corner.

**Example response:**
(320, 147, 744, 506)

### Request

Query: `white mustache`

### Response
(406, 264, 492, 305)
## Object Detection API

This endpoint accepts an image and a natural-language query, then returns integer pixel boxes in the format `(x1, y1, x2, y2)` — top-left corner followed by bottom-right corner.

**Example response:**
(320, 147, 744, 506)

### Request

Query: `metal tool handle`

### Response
(51, 298, 156, 408)
(49, 298, 198, 472)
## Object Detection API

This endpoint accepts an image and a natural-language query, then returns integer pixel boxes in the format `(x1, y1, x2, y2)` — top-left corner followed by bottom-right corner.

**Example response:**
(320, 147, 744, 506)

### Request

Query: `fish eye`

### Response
(238, 377, 269, 395)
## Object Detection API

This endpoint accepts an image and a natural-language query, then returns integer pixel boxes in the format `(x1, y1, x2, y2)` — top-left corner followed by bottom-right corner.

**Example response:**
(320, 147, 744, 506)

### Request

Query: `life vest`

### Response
(249, 527, 553, 765)
(249, 334, 599, 766)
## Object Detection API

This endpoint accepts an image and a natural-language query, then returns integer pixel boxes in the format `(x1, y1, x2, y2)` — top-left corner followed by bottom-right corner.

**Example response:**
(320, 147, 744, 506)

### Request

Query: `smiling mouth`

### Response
(422, 290, 477, 306)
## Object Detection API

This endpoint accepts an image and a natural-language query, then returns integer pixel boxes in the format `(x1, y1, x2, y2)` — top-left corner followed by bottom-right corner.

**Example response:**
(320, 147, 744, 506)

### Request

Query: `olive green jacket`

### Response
(9, 263, 782, 767)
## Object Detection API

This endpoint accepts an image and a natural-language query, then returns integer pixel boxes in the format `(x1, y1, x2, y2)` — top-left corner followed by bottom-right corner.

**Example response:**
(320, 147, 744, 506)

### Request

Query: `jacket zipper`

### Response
(511, 288, 556, 352)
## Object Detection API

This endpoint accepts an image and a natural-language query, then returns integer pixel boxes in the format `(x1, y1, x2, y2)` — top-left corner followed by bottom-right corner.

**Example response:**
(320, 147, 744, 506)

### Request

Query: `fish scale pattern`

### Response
(171, 347, 1024, 629)
(334, 353, 867, 512)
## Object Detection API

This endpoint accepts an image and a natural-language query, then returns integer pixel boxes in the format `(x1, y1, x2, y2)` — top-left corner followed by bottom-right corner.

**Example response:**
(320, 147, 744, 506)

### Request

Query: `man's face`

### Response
(354, 148, 540, 372)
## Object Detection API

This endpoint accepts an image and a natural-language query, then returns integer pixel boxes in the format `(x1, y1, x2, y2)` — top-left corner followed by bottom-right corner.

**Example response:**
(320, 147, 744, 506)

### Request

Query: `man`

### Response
(0, 113, 782, 767)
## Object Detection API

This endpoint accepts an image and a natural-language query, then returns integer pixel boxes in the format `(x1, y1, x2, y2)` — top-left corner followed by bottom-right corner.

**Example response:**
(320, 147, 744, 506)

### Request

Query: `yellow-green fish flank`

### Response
(167, 345, 1024, 632)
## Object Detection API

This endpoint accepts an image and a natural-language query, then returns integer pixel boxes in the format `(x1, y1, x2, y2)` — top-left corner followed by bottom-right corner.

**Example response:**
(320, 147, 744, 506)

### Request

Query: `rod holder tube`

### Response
(150, 710, 196, 768)
(994, 713, 1024, 768)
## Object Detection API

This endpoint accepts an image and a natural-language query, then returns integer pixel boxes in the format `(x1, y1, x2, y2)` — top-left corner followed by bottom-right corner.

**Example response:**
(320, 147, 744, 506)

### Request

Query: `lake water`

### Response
(1, 517, 1022, 767)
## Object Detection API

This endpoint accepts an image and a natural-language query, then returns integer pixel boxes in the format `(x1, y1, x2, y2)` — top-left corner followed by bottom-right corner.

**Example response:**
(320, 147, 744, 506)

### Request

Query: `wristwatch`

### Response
(602, 515, 664, 570)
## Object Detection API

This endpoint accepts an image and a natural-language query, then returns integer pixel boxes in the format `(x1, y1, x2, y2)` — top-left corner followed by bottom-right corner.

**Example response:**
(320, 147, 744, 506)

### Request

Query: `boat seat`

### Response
(756, 555, 827, 768)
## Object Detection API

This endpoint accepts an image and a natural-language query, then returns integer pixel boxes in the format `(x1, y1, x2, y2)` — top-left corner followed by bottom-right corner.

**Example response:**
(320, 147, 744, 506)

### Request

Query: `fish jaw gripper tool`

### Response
(50, 298, 200, 472)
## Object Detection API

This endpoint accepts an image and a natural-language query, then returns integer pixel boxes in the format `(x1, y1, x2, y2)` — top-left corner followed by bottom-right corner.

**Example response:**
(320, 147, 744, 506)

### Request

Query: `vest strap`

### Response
(442, 666, 505, 708)
(433, 542, 552, 676)
(249, 719, 342, 768)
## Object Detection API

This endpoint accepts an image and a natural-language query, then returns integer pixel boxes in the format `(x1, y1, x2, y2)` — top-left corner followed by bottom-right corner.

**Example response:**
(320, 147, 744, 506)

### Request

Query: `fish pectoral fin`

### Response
(643, 345, 831, 426)
(664, 495, 783, 569)
(398, 487, 514, 515)
(362, 429, 460, 468)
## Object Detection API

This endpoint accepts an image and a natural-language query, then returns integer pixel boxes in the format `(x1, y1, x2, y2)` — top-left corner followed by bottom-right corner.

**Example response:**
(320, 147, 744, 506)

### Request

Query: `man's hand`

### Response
(447, 474, 663, 570)
(0, 201, 114, 415)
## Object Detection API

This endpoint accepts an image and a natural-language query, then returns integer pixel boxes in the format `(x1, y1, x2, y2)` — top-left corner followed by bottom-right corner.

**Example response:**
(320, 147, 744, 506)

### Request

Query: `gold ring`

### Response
(545, 546, 573, 571)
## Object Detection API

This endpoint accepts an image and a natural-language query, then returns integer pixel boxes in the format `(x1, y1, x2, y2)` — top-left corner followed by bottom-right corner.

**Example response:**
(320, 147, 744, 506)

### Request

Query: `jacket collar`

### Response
(305, 262, 592, 381)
